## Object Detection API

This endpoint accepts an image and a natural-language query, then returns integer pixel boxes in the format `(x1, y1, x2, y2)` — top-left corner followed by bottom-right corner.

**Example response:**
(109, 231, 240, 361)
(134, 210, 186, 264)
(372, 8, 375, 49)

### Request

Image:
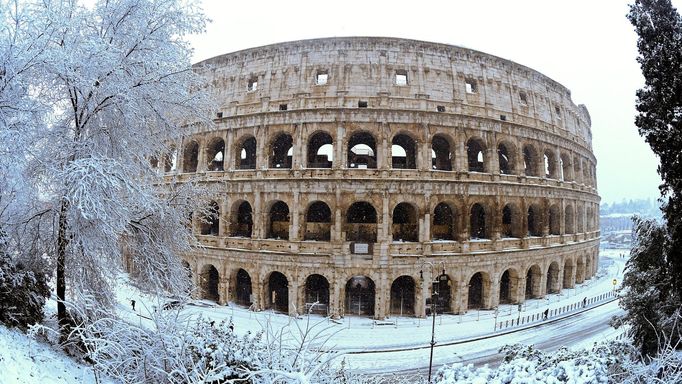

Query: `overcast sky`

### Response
(187, 0, 676, 205)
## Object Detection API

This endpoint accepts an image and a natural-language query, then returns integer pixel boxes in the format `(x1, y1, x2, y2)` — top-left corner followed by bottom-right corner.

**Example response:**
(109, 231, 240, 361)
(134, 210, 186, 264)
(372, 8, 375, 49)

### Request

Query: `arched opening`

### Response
(499, 269, 519, 304)
(307, 131, 333, 168)
(573, 158, 582, 183)
(466, 138, 486, 172)
(561, 153, 572, 181)
(467, 272, 487, 309)
(565, 205, 575, 234)
(527, 204, 542, 237)
(230, 201, 253, 237)
(498, 142, 515, 175)
(391, 134, 416, 169)
(183, 140, 199, 173)
(267, 201, 290, 240)
(267, 272, 289, 313)
(305, 201, 332, 241)
(269, 133, 293, 168)
(182, 260, 192, 293)
(576, 257, 585, 284)
(546, 262, 560, 294)
(563, 259, 575, 288)
(237, 136, 257, 169)
(549, 204, 560, 235)
(304, 274, 330, 314)
(523, 145, 538, 176)
(432, 135, 452, 171)
(347, 132, 377, 169)
(586, 255, 593, 279)
(433, 203, 455, 240)
(390, 276, 416, 316)
(235, 269, 252, 306)
(525, 265, 542, 299)
(345, 276, 375, 316)
(346, 202, 377, 242)
(433, 274, 452, 314)
(544, 150, 556, 178)
(470, 203, 488, 239)
(502, 203, 522, 238)
(392, 202, 418, 242)
(200, 264, 219, 303)
(163, 145, 177, 172)
(577, 205, 585, 233)
(199, 201, 220, 236)
(206, 138, 225, 171)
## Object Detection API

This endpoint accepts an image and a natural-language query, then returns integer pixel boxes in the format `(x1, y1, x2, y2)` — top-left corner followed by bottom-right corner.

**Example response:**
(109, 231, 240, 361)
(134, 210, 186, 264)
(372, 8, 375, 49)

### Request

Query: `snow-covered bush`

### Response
(434, 343, 619, 384)
(0, 251, 50, 330)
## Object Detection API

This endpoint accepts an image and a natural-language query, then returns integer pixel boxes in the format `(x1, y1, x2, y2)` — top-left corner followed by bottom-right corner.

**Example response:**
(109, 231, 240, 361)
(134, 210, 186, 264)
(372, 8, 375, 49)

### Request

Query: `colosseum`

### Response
(171, 37, 599, 319)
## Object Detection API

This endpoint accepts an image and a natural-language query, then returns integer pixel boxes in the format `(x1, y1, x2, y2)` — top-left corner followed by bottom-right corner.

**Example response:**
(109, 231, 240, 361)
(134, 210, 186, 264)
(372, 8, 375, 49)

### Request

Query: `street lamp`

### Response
(420, 260, 446, 383)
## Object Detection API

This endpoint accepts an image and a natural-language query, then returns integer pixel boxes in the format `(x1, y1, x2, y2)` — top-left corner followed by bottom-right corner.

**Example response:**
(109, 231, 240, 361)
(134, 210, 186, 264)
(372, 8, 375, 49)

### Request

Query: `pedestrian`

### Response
(543, 308, 549, 320)
(582, 297, 587, 308)
(131, 299, 136, 311)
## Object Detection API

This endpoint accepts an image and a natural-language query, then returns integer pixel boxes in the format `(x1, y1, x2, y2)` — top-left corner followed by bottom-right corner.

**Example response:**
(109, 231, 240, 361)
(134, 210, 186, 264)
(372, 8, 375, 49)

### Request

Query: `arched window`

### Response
(560, 153, 572, 181)
(544, 150, 556, 178)
(305, 201, 332, 241)
(523, 145, 538, 176)
(565, 205, 575, 234)
(498, 142, 515, 175)
(527, 204, 542, 237)
(347, 132, 377, 169)
(237, 136, 257, 169)
(206, 138, 225, 171)
(502, 203, 522, 238)
(433, 203, 455, 240)
(390, 276, 415, 315)
(391, 134, 416, 169)
(200, 264, 220, 303)
(200, 201, 220, 236)
(467, 138, 486, 172)
(470, 203, 488, 239)
(267, 272, 289, 312)
(392, 203, 418, 242)
(346, 202, 377, 242)
(304, 274, 330, 314)
(230, 201, 253, 237)
(183, 140, 199, 173)
(267, 201, 290, 239)
(270, 133, 293, 169)
(432, 135, 452, 171)
(307, 132, 333, 168)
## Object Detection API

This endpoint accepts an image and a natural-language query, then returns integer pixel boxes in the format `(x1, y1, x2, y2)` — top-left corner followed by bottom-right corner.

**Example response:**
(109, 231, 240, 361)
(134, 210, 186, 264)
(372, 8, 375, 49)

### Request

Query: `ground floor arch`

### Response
(499, 268, 520, 304)
(546, 262, 560, 294)
(433, 274, 453, 314)
(467, 272, 489, 310)
(304, 274, 330, 314)
(389, 276, 415, 316)
(345, 276, 375, 316)
(267, 272, 289, 313)
(200, 264, 220, 303)
(525, 265, 542, 299)
(235, 268, 252, 306)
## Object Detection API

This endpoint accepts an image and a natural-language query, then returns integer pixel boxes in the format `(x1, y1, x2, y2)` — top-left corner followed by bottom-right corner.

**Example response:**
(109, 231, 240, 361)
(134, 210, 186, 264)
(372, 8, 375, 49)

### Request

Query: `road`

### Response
(345, 299, 624, 377)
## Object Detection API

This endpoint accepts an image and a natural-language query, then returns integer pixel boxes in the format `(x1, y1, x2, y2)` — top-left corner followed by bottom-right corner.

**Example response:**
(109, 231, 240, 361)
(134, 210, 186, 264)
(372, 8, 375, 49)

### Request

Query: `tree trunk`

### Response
(57, 198, 69, 341)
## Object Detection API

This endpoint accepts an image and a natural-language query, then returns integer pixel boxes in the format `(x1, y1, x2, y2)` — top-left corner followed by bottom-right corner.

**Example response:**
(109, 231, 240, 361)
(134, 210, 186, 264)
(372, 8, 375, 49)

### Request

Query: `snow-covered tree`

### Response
(0, 0, 214, 335)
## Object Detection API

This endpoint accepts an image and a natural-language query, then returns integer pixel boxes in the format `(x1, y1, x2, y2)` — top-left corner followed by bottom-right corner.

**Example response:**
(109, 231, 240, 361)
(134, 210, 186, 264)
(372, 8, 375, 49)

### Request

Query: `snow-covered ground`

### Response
(117, 249, 628, 353)
(0, 325, 116, 384)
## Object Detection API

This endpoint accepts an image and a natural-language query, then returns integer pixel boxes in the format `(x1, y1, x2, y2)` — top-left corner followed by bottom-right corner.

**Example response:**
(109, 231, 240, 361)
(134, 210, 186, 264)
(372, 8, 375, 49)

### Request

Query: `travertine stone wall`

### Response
(167, 37, 599, 319)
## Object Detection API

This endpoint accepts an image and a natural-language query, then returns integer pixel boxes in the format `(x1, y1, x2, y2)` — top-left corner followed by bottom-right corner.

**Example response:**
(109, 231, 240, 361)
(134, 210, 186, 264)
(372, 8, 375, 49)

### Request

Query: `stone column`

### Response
(290, 192, 300, 241)
(288, 279, 299, 316)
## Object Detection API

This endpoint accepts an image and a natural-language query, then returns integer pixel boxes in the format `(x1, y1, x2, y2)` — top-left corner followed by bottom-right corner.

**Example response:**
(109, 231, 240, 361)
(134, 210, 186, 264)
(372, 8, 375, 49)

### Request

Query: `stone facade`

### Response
(169, 37, 599, 319)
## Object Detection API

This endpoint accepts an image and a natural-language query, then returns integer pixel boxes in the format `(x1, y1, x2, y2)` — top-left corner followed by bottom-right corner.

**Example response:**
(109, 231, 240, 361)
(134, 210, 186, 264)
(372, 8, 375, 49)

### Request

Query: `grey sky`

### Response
(188, 0, 671, 205)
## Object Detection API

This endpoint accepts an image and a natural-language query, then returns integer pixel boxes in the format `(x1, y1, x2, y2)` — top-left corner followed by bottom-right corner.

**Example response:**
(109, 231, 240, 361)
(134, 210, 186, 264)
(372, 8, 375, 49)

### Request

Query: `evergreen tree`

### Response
(628, 0, 682, 298)
(621, 0, 682, 356)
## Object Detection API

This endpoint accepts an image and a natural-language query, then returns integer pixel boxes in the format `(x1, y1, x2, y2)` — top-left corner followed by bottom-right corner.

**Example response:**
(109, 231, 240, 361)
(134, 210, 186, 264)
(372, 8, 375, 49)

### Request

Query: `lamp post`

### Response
(420, 260, 446, 383)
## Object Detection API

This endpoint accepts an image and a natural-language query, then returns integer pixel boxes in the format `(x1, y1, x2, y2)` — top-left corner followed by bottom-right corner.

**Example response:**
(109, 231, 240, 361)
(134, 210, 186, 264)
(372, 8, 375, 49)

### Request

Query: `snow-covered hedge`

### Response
(0, 252, 50, 330)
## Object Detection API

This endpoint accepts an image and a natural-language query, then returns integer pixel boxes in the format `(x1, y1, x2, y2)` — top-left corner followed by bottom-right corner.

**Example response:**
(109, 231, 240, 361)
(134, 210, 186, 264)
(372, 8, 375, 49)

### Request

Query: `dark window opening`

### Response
(279, 104, 288, 111)
(392, 203, 418, 242)
(391, 134, 416, 169)
(269, 134, 293, 169)
(347, 132, 377, 169)
(345, 276, 375, 316)
(358, 100, 368, 108)
(237, 136, 257, 170)
(305, 275, 330, 315)
(200, 201, 220, 236)
(235, 269, 252, 306)
(305, 201, 332, 241)
(183, 141, 199, 173)
(207, 138, 225, 171)
(268, 272, 288, 313)
(470, 203, 487, 239)
(467, 139, 485, 172)
(346, 202, 377, 242)
(268, 201, 290, 240)
(433, 203, 455, 240)
(307, 131, 333, 168)
(390, 276, 415, 315)
(523, 145, 538, 176)
(468, 272, 484, 309)
(498, 143, 513, 175)
(437, 105, 446, 113)
(230, 201, 253, 237)
(200, 265, 220, 303)
(527, 205, 541, 237)
(519, 91, 528, 105)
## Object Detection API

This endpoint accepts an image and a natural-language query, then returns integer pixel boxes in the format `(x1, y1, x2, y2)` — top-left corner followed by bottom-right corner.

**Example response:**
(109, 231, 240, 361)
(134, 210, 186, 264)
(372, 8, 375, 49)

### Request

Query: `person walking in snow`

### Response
(543, 308, 549, 320)
(131, 299, 136, 311)
(582, 297, 587, 308)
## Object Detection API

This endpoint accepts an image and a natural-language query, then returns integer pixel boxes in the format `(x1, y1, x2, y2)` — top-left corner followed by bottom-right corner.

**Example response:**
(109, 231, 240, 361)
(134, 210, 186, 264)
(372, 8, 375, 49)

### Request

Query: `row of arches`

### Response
(194, 254, 595, 317)
(197, 199, 597, 241)
(161, 130, 597, 186)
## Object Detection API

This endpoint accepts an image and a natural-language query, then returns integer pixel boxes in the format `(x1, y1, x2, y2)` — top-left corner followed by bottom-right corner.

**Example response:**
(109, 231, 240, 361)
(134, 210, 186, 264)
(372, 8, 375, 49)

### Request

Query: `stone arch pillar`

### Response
(335, 126, 345, 170)
(490, 274, 501, 308)
(288, 277, 299, 316)
(290, 192, 301, 241)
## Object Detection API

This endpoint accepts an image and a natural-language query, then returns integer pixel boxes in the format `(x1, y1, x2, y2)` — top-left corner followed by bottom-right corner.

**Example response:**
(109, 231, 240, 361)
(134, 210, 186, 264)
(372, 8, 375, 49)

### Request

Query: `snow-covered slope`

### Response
(0, 326, 115, 384)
